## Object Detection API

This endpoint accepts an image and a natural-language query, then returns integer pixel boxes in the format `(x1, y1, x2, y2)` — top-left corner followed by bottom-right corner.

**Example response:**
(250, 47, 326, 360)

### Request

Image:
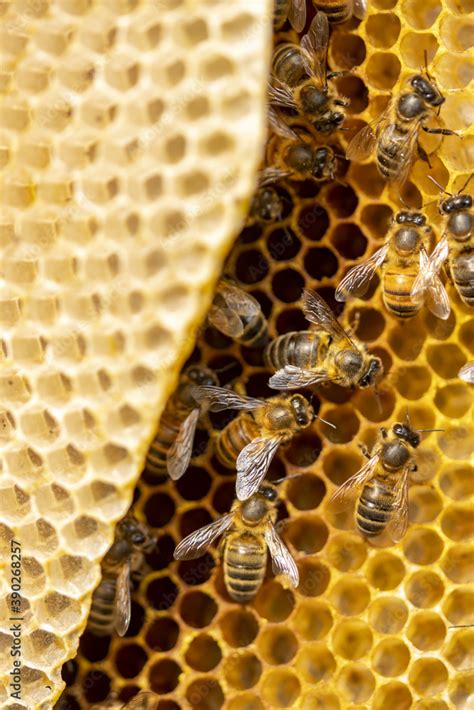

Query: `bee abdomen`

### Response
(312, 1, 352, 24)
(273, 0, 290, 29)
(356, 480, 394, 538)
(241, 314, 269, 348)
(224, 534, 267, 603)
(452, 253, 474, 306)
(273, 44, 308, 87)
(383, 270, 420, 319)
(88, 577, 117, 637)
(216, 417, 256, 469)
(145, 413, 181, 475)
(264, 330, 321, 371)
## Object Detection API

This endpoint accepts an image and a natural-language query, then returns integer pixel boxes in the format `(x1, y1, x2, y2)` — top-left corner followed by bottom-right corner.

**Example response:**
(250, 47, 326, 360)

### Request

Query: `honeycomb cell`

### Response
(147, 577, 179, 613)
(441, 503, 474, 542)
(223, 652, 262, 690)
(254, 582, 295, 623)
(115, 643, 148, 679)
(330, 576, 370, 616)
(366, 552, 405, 591)
(220, 609, 259, 648)
(149, 660, 182, 694)
(331, 223, 367, 260)
(408, 486, 443, 525)
(369, 596, 408, 634)
(409, 658, 449, 696)
(403, 527, 444, 565)
(442, 543, 474, 584)
(145, 618, 179, 653)
(332, 619, 373, 660)
(186, 678, 224, 709)
(298, 559, 331, 597)
(258, 627, 298, 665)
(405, 570, 445, 608)
(292, 599, 333, 641)
(444, 628, 474, 671)
(371, 638, 410, 677)
(439, 464, 474, 501)
(286, 473, 326, 510)
(407, 610, 446, 651)
(372, 681, 412, 710)
(326, 533, 367, 572)
(286, 515, 328, 554)
(394, 365, 432, 399)
(295, 642, 336, 684)
(435, 383, 472, 418)
(331, 32, 366, 69)
(365, 52, 402, 90)
(261, 668, 301, 708)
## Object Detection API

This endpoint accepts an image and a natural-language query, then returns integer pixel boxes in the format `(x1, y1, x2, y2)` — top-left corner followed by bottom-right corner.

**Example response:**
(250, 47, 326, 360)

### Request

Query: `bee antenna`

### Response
(417, 428, 445, 433)
(271, 473, 306, 486)
(423, 49, 431, 80)
(458, 173, 473, 194)
(317, 414, 337, 430)
(427, 175, 451, 195)
(405, 405, 412, 428)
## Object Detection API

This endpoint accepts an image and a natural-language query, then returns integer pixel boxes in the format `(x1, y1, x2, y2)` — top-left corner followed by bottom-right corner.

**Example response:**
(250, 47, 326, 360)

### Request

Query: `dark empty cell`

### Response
(297, 203, 329, 241)
(176, 466, 211, 500)
(287, 473, 326, 510)
(361, 203, 393, 238)
(183, 346, 202, 367)
(246, 371, 275, 399)
(295, 178, 321, 198)
(157, 701, 180, 710)
(331, 32, 366, 68)
(180, 508, 213, 538)
(148, 534, 175, 571)
(352, 307, 386, 341)
(178, 553, 216, 586)
(324, 449, 362, 487)
(355, 386, 396, 423)
(55, 694, 81, 710)
(149, 659, 182, 694)
(79, 631, 110, 661)
(399, 181, 423, 210)
(146, 616, 180, 652)
(61, 660, 78, 686)
(266, 457, 287, 486)
(388, 317, 427, 361)
(331, 223, 367, 259)
(144, 493, 175, 527)
(235, 249, 269, 284)
(208, 355, 243, 386)
(210, 454, 236, 477)
(209, 407, 238, 432)
(318, 382, 354, 404)
(324, 406, 360, 444)
(118, 688, 148, 705)
(212, 481, 236, 514)
(337, 75, 369, 114)
(186, 679, 224, 709)
(82, 670, 110, 703)
(351, 163, 386, 198)
(267, 227, 301, 260)
(285, 431, 322, 467)
(276, 308, 308, 335)
(203, 325, 233, 349)
(327, 184, 358, 218)
(240, 344, 265, 367)
(185, 633, 223, 672)
(272, 268, 305, 303)
(220, 609, 259, 647)
(115, 643, 148, 678)
(250, 289, 273, 318)
(239, 224, 263, 243)
(142, 467, 167, 486)
(146, 576, 178, 611)
(304, 247, 339, 280)
(126, 601, 145, 636)
(192, 428, 210, 458)
(180, 590, 218, 628)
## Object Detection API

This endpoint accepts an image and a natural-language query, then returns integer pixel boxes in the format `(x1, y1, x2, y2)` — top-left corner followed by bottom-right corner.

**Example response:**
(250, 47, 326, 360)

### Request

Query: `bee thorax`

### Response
(241, 497, 268, 524)
(394, 227, 420, 254)
(398, 93, 425, 119)
(382, 440, 411, 469)
(448, 212, 472, 239)
(300, 85, 327, 114)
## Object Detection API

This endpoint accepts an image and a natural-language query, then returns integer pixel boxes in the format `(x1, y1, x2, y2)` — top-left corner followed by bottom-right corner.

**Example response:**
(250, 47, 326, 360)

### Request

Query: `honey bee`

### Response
(329, 422, 421, 541)
(268, 121, 340, 182)
(346, 73, 458, 185)
(269, 12, 350, 134)
(191, 385, 318, 500)
(459, 362, 474, 383)
(265, 288, 383, 389)
(88, 517, 154, 637)
(121, 692, 159, 710)
(312, 0, 367, 24)
(274, 0, 307, 32)
(249, 168, 287, 224)
(412, 177, 473, 308)
(335, 210, 451, 320)
(208, 280, 269, 348)
(145, 365, 218, 481)
(174, 483, 299, 602)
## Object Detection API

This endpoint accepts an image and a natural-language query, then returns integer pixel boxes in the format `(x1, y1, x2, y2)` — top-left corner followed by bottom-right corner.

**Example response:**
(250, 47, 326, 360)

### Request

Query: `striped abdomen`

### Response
(240, 313, 269, 348)
(312, 0, 352, 23)
(224, 532, 267, 603)
(146, 401, 188, 476)
(272, 44, 308, 87)
(356, 478, 395, 537)
(88, 575, 117, 637)
(452, 252, 474, 306)
(216, 415, 259, 469)
(274, 0, 291, 29)
(376, 122, 414, 182)
(264, 330, 323, 371)
(382, 268, 420, 319)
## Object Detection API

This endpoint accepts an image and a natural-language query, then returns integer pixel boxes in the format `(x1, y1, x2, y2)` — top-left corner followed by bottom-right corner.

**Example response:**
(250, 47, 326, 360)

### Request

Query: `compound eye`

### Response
(393, 423, 403, 436)
(132, 532, 145, 545)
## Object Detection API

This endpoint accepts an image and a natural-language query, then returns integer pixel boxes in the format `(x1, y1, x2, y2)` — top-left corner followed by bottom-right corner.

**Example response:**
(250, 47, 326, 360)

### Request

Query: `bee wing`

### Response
(300, 12, 329, 89)
(173, 512, 234, 560)
(415, 248, 451, 320)
(328, 452, 380, 512)
(269, 365, 329, 390)
(302, 288, 354, 345)
(219, 283, 261, 319)
(258, 166, 292, 187)
(385, 467, 410, 543)
(191, 385, 263, 412)
(346, 101, 393, 161)
(459, 362, 474, 383)
(288, 0, 307, 32)
(387, 122, 420, 186)
(411, 236, 449, 301)
(265, 522, 299, 588)
(208, 303, 245, 338)
(268, 81, 298, 111)
(114, 560, 132, 637)
(122, 691, 158, 709)
(335, 243, 390, 301)
(236, 435, 285, 501)
(167, 407, 200, 481)
(352, 0, 368, 20)
(268, 105, 300, 140)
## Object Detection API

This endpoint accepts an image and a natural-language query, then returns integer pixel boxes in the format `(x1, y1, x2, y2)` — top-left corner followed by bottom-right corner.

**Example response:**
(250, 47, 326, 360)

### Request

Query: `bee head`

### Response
(440, 193, 472, 213)
(289, 394, 313, 428)
(314, 111, 345, 133)
(410, 74, 444, 106)
(396, 211, 426, 226)
(118, 517, 153, 550)
(258, 484, 278, 502)
(186, 366, 218, 387)
(392, 422, 421, 448)
(358, 356, 384, 388)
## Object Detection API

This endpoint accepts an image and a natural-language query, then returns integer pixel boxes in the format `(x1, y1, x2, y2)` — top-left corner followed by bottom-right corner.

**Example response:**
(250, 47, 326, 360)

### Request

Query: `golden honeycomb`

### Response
(54, 0, 474, 705)
(1, 0, 473, 709)
(0, 0, 271, 707)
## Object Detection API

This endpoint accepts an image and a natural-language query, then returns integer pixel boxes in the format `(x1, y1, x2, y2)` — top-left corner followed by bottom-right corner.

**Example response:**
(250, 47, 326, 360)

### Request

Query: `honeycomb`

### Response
(2, 0, 474, 709)
(0, 0, 271, 707)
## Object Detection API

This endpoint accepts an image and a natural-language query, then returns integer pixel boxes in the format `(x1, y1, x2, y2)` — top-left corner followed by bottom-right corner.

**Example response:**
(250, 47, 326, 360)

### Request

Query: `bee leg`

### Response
(357, 442, 371, 459)
(410, 462, 418, 473)
(417, 143, 431, 168)
(380, 427, 389, 439)
(327, 70, 351, 81)
(421, 126, 461, 137)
